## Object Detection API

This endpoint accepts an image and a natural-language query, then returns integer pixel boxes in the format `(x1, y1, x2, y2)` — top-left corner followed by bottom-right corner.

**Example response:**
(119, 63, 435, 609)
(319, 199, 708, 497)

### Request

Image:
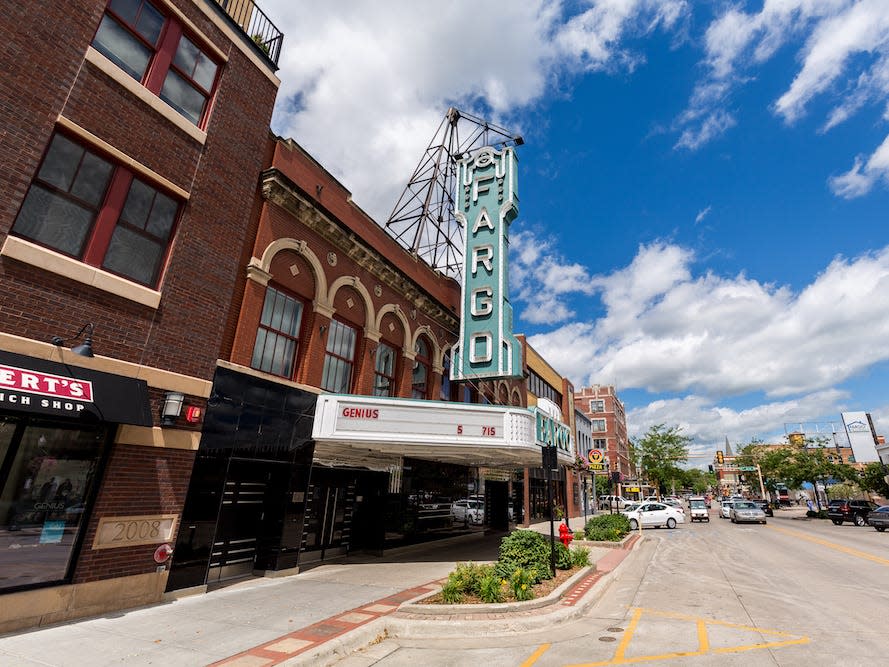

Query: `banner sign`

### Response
(841, 411, 879, 463)
(451, 146, 522, 381)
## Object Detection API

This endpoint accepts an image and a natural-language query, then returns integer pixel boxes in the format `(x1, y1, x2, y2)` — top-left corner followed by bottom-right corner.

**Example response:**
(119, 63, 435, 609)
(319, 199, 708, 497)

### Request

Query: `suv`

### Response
(598, 495, 629, 510)
(827, 499, 878, 526)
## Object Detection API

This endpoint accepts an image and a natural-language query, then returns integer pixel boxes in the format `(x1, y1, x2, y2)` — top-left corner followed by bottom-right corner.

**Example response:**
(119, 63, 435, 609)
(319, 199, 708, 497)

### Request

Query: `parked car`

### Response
(598, 495, 629, 510)
(662, 498, 683, 508)
(827, 499, 878, 526)
(866, 505, 889, 532)
(451, 499, 484, 525)
(622, 502, 684, 529)
(729, 501, 767, 524)
(719, 500, 735, 519)
(688, 496, 709, 522)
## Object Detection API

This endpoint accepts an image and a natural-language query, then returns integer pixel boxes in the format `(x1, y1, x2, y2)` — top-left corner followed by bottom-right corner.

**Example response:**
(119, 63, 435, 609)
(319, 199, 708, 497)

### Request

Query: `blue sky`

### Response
(262, 1, 889, 458)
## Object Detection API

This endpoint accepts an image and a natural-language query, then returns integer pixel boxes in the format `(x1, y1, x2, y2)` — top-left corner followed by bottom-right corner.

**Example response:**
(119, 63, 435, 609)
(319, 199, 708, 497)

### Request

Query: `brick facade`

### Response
(575, 385, 631, 480)
(0, 0, 282, 630)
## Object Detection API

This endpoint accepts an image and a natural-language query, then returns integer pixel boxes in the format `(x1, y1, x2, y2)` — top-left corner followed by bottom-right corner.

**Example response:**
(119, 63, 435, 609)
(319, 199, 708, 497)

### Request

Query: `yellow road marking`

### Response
(696, 619, 709, 653)
(612, 607, 643, 662)
(767, 524, 889, 566)
(565, 607, 809, 667)
(520, 643, 550, 667)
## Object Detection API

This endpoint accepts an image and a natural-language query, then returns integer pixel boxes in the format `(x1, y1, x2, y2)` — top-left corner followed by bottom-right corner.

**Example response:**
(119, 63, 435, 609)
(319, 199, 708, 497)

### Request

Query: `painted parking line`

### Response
(564, 607, 808, 667)
(520, 643, 551, 667)
(767, 524, 889, 567)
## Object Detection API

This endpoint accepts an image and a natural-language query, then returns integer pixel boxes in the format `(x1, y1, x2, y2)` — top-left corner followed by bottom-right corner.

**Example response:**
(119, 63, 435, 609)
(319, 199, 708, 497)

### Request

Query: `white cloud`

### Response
(263, 1, 689, 222)
(511, 229, 597, 324)
(524, 241, 889, 398)
(694, 205, 711, 224)
(674, 0, 889, 162)
(774, 0, 889, 123)
(829, 133, 889, 197)
(626, 389, 849, 451)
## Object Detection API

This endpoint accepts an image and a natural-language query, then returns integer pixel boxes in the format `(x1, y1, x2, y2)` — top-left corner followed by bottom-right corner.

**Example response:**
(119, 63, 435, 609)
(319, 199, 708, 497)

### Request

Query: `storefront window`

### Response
(0, 416, 109, 591)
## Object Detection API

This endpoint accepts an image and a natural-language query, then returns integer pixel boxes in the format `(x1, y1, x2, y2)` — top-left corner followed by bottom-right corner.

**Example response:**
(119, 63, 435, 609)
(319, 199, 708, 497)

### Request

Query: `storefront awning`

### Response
(0, 350, 153, 427)
(312, 394, 575, 469)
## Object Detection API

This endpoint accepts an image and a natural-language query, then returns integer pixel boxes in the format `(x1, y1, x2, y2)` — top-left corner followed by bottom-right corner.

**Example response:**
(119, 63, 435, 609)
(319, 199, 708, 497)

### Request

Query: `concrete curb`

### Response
(283, 534, 648, 666)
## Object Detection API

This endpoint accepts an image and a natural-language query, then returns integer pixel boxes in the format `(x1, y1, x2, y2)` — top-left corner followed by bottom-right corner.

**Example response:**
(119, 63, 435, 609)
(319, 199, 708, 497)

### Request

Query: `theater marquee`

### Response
(451, 146, 522, 381)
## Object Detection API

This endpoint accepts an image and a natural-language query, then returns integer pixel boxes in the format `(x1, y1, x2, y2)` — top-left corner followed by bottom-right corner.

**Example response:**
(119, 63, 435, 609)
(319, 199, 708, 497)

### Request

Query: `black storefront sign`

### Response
(0, 350, 152, 426)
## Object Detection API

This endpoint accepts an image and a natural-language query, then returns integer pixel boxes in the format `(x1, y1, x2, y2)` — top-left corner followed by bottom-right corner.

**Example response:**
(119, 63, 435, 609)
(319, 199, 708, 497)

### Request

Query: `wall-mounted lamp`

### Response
(319, 325, 327, 333)
(51, 323, 95, 357)
(161, 391, 185, 427)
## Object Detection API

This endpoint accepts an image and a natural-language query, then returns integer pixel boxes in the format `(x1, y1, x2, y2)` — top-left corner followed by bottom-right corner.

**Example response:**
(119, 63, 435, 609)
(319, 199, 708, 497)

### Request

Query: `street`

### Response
(337, 509, 889, 666)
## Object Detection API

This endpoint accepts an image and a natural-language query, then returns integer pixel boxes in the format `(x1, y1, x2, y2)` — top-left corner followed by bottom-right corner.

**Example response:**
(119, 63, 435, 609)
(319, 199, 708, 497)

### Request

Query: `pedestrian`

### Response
(806, 499, 814, 512)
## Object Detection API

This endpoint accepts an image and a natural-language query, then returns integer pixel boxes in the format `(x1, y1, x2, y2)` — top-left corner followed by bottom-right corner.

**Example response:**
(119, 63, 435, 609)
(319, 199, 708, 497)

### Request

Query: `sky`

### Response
(260, 0, 889, 460)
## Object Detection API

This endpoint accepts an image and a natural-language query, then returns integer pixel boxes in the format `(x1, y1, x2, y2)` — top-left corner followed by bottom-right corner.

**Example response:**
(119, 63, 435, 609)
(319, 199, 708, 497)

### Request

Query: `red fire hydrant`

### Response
(558, 522, 573, 547)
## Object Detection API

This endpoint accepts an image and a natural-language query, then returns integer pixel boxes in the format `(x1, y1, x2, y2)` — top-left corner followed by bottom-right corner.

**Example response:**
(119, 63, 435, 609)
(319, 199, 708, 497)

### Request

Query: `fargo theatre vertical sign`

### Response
(451, 146, 522, 381)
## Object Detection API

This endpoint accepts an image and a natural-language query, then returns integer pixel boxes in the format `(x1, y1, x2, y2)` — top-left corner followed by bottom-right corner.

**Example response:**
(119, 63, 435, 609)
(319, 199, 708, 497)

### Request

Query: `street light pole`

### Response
(756, 463, 766, 499)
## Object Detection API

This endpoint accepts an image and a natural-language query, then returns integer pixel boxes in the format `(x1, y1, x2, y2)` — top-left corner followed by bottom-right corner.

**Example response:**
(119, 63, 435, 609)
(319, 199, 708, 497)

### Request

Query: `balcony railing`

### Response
(213, 0, 283, 67)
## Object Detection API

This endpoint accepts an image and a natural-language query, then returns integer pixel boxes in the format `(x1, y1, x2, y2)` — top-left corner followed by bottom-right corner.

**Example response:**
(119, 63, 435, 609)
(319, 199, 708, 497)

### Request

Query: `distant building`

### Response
(574, 385, 631, 480)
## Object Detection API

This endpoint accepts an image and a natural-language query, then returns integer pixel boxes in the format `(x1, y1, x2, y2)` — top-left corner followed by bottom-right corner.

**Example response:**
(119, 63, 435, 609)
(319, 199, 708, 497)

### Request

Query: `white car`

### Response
(720, 500, 735, 519)
(451, 499, 484, 525)
(622, 502, 685, 529)
(599, 495, 629, 510)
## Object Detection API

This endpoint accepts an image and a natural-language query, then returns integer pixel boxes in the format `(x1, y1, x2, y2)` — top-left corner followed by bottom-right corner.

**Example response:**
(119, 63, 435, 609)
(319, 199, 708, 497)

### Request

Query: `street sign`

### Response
(588, 448, 605, 465)
(588, 463, 606, 472)
(626, 486, 640, 492)
(739, 466, 757, 471)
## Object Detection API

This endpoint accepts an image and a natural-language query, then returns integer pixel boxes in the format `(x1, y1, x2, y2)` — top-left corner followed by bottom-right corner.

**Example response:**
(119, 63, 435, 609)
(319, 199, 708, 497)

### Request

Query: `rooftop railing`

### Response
(213, 0, 283, 67)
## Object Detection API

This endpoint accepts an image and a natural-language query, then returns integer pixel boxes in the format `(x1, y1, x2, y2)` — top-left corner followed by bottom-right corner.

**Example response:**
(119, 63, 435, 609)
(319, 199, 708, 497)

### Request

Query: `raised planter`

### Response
(572, 531, 638, 549)
(401, 565, 595, 615)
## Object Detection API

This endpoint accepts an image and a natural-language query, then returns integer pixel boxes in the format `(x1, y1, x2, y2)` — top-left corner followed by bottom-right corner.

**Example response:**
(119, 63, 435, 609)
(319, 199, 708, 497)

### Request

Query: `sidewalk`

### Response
(0, 517, 638, 667)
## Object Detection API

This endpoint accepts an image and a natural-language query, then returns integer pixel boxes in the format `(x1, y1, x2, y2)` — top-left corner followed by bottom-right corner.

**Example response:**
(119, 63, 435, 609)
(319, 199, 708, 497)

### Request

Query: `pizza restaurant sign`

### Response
(0, 364, 93, 415)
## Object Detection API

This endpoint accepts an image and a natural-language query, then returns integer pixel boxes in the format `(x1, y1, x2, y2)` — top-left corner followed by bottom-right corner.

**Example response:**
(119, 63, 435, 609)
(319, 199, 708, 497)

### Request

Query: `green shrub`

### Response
(450, 562, 487, 592)
(571, 545, 591, 567)
(440, 562, 497, 602)
(555, 542, 573, 570)
(510, 567, 536, 601)
(584, 514, 631, 541)
(495, 530, 552, 582)
(440, 576, 464, 603)
(574, 531, 585, 541)
(478, 571, 505, 603)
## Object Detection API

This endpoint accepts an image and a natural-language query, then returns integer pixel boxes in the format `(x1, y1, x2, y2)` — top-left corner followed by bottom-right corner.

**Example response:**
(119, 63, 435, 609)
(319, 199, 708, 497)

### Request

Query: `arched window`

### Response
(412, 338, 431, 399)
(373, 342, 398, 397)
(251, 285, 304, 378)
(321, 319, 357, 393)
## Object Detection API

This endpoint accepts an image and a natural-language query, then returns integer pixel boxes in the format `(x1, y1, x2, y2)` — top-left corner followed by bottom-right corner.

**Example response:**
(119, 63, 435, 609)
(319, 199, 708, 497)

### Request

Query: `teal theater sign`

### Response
(451, 146, 522, 381)
(533, 408, 572, 454)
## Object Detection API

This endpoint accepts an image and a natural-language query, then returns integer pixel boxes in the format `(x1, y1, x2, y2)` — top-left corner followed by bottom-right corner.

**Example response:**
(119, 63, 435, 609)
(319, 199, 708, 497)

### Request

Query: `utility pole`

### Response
(756, 463, 766, 499)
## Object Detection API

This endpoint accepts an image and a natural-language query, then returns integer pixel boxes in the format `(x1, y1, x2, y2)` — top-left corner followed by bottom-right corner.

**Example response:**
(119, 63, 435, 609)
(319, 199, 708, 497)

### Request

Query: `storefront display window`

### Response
(0, 416, 109, 591)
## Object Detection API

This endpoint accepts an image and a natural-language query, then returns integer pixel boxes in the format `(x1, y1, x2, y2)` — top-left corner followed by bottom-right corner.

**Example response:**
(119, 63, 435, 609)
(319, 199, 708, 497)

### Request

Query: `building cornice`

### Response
(260, 169, 458, 332)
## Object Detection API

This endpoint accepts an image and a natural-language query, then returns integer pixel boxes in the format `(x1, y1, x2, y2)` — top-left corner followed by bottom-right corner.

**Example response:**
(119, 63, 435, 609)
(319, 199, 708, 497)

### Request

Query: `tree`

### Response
(858, 462, 889, 498)
(632, 424, 691, 497)
(679, 467, 716, 494)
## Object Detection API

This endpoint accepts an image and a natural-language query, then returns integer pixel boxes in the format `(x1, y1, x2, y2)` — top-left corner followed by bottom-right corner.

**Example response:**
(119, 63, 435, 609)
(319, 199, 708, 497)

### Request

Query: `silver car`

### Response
(729, 501, 767, 524)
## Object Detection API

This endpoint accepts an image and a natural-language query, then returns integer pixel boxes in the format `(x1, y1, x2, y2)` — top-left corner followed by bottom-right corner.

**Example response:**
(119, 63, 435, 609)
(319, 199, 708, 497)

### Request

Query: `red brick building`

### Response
(574, 385, 631, 481)
(0, 0, 282, 631)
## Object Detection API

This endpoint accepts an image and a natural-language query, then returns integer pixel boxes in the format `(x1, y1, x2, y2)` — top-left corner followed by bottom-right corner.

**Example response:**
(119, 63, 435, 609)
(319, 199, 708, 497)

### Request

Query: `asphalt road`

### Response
(339, 509, 889, 666)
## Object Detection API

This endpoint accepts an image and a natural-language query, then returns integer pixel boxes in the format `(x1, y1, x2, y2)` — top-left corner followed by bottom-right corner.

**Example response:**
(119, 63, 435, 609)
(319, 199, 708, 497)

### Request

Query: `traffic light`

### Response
(716, 451, 724, 465)
(708, 464, 714, 473)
